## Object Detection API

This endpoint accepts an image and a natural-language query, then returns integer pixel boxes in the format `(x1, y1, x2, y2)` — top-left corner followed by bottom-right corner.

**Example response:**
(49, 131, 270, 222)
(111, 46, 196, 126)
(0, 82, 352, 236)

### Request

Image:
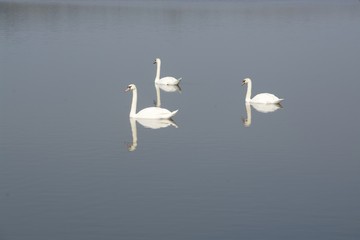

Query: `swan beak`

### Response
(241, 81, 246, 86)
(153, 61, 156, 64)
(125, 87, 130, 92)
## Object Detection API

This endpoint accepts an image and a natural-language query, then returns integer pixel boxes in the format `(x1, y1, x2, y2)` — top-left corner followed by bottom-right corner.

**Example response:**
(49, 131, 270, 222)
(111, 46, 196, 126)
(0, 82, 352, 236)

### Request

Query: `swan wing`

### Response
(251, 93, 283, 104)
(136, 107, 178, 119)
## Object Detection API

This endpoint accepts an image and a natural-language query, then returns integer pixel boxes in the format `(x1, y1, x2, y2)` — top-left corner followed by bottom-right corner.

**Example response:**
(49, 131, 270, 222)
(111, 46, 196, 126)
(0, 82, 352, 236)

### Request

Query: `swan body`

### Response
(126, 84, 178, 119)
(242, 78, 284, 104)
(154, 58, 181, 85)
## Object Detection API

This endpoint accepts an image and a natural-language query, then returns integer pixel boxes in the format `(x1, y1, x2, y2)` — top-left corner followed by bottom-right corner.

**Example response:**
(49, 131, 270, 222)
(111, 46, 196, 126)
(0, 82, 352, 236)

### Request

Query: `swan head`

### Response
(242, 78, 251, 86)
(153, 58, 161, 64)
(125, 84, 136, 92)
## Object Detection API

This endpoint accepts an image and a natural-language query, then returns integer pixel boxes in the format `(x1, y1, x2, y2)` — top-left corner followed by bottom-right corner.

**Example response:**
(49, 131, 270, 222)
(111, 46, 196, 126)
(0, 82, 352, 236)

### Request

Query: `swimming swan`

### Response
(154, 58, 182, 85)
(242, 78, 284, 104)
(125, 84, 178, 119)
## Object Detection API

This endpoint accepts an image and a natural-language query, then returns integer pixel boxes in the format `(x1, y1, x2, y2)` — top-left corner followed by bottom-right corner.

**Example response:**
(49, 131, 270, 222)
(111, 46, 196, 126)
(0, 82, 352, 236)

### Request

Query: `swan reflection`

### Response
(251, 102, 283, 113)
(242, 103, 283, 127)
(136, 118, 178, 129)
(128, 117, 178, 152)
(154, 83, 181, 108)
(128, 118, 138, 151)
(242, 103, 252, 127)
(157, 83, 181, 93)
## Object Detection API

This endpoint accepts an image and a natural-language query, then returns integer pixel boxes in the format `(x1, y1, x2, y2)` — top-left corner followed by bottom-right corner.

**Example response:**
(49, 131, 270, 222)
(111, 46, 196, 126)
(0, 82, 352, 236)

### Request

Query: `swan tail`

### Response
(170, 109, 179, 118)
(175, 77, 182, 85)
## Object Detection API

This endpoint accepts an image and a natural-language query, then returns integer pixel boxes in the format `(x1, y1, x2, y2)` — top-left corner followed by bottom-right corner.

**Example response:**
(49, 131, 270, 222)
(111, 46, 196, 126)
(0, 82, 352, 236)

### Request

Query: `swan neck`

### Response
(155, 61, 161, 81)
(245, 81, 252, 102)
(130, 88, 137, 117)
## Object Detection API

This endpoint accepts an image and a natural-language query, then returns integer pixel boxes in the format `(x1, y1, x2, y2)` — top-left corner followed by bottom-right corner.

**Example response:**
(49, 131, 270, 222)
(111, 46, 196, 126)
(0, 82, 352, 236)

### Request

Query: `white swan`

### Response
(125, 84, 178, 119)
(242, 78, 284, 104)
(154, 58, 182, 85)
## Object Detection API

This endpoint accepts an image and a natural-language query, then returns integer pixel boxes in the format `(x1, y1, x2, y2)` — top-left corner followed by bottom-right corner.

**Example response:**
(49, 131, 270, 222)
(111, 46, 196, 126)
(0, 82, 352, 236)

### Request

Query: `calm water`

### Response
(1, 1, 360, 239)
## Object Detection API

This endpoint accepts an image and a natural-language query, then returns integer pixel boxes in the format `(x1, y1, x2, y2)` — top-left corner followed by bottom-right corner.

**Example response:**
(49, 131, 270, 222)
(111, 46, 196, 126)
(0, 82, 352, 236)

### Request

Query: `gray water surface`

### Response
(1, 1, 360, 239)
